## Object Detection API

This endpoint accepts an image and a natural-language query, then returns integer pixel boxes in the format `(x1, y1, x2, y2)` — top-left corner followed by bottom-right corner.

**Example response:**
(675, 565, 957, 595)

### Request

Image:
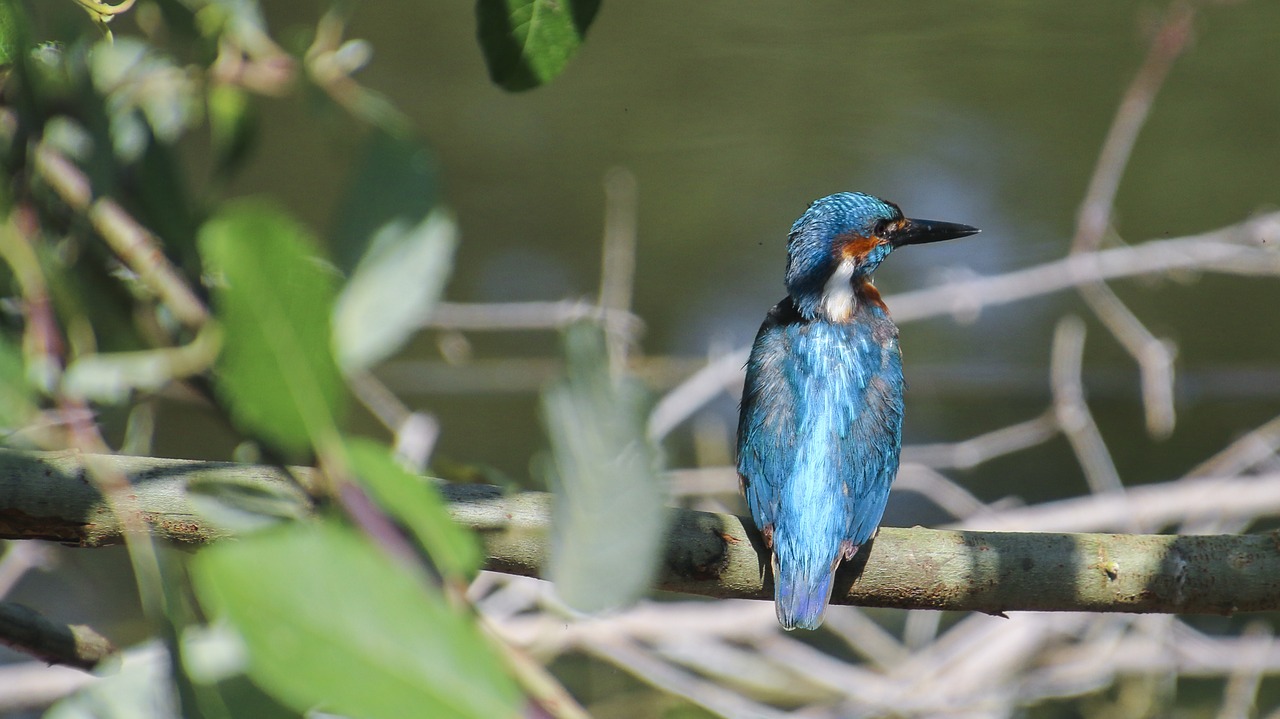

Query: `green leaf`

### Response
(0, 332, 35, 430)
(190, 521, 523, 719)
(199, 200, 345, 458)
(345, 438, 483, 581)
(541, 323, 666, 612)
(476, 0, 602, 92)
(331, 132, 453, 371)
(0, 0, 26, 68)
(333, 208, 456, 371)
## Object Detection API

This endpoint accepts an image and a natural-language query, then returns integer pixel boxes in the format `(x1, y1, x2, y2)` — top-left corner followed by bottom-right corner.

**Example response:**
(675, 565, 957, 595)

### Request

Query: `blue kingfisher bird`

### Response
(736, 192, 979, 631)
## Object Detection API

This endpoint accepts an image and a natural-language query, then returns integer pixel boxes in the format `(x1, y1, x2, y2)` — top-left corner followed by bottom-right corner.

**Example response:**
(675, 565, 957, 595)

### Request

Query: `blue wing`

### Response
(736, 298, 904, 629)
(736, 299, 801, 536)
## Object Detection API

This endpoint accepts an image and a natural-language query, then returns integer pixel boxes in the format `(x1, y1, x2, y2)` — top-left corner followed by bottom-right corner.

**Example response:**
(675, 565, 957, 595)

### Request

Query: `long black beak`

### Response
(889, 218, 981, 247)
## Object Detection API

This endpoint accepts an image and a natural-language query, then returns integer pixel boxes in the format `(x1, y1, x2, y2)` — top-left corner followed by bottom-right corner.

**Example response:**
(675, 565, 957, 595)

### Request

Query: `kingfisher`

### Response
(736, 192, 979, 631)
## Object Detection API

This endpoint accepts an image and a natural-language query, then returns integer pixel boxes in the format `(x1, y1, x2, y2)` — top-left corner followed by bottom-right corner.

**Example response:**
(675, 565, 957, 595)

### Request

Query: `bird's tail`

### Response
(771, 546, 840, 631)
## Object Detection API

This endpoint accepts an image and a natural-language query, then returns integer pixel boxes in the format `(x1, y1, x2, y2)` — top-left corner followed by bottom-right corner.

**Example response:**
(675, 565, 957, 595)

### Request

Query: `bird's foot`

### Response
(840, 540, 859, 560)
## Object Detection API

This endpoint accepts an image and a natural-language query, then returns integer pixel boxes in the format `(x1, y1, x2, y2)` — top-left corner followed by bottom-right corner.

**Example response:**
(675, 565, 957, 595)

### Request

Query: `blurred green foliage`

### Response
(190, 521, 523, 719)
(0, 0, 673, 716)
(199, 200, 346, 458)
(541, 323, 667, 613)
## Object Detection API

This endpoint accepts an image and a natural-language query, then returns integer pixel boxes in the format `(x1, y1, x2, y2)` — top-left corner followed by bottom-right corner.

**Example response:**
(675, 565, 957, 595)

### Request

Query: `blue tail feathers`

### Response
(771, 547, 839, 631)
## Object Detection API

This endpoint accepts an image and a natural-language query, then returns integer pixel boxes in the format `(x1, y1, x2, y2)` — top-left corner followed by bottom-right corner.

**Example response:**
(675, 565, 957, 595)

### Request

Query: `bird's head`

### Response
(784, 192, 979, 319)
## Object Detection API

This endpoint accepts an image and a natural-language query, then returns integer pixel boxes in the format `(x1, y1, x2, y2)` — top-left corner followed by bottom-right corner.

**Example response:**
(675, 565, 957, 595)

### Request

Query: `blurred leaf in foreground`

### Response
(190, 520, 523, 719)
(332, 209, 456, 372)
(199, 200, 345, 458)
(0, 0, 25, 68)
(541, 322, 666, 613)
(345, 438, 483, 582)
(475, 0, 602, 92)
(331, 131, 454, 372)
(0, 332, 35, 431)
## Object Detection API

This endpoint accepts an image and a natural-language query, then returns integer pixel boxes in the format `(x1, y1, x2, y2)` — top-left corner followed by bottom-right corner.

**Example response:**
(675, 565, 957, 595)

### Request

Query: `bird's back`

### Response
(737, 295, 904, 629)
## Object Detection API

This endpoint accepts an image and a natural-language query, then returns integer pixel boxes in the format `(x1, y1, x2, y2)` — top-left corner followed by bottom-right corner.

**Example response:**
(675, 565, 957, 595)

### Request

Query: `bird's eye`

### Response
(874, 219, 891, 237)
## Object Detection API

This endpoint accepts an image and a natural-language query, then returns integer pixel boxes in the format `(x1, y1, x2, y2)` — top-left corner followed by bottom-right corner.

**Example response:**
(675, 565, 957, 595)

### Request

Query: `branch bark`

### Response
(0, 601, 115, 670)
(2, 449, 1279, 615)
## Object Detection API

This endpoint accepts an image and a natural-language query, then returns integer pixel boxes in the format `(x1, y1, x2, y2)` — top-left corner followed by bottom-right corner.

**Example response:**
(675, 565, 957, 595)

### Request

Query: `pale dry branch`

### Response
(1066, 5, 1193, 438)
(0, 542, 53, 598)
(888, 216, 1280, 323)
(1187, 412, 1280, 479)
(815, 607, 910, 670)
(1050, 317, 1126, 498)
(582, 634, 793, 719)
(648, 345, 749, 441)
(0, 663, 96, 713)
(955, 472, 1280, 533)
(893, 465, 996, 521)
(424, 300, 643, 337)
(599, 168, 641, 372)
(1070, 3, 1193, 254)
(1215, 622, 1272, 719)
(900, 411, 1059, 470)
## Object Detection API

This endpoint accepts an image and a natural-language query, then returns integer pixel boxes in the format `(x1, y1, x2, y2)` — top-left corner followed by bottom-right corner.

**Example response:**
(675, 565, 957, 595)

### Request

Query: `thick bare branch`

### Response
(3, 450, 1280, 616)
(0, 601, 115, 670)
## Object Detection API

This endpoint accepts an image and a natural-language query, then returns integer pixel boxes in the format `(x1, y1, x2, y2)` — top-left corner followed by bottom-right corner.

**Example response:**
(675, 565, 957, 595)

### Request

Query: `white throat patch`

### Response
(821, 257, 858, 321)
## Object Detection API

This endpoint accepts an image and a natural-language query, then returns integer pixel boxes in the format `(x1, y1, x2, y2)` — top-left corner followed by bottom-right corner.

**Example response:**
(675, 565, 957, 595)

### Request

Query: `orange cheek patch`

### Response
(837, 233, 883, 260)
(859, 280, 887, 311)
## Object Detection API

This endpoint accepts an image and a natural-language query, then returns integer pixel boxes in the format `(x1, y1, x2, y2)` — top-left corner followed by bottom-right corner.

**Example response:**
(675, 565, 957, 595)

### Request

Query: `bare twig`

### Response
(1072, 4, 1194, 254)
(32, 143, 210, 330)
(1215, 622, 1272, 719)
(582, 634, 793, 719)
(424, 300, 643, 336)
(0, 601, 115, 670)
(648, 345, 748, 441)
(599, 168, 640, 373)
(1068, 5, 1195, 438)
(901, 411, 1059, 470)
(1050, 316, 1126, 498)
(1186, 412, 1280, 479)
(0, 663, 96, 713)
(479, 619, 592, 719)
(818, 607, 910, 670)
(0, 542, 54, 598)
(955, 473, 1280, 533)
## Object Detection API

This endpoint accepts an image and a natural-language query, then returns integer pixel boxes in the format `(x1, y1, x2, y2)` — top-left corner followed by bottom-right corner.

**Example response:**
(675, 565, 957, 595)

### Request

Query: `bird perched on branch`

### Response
(737, 192, 979, 630)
